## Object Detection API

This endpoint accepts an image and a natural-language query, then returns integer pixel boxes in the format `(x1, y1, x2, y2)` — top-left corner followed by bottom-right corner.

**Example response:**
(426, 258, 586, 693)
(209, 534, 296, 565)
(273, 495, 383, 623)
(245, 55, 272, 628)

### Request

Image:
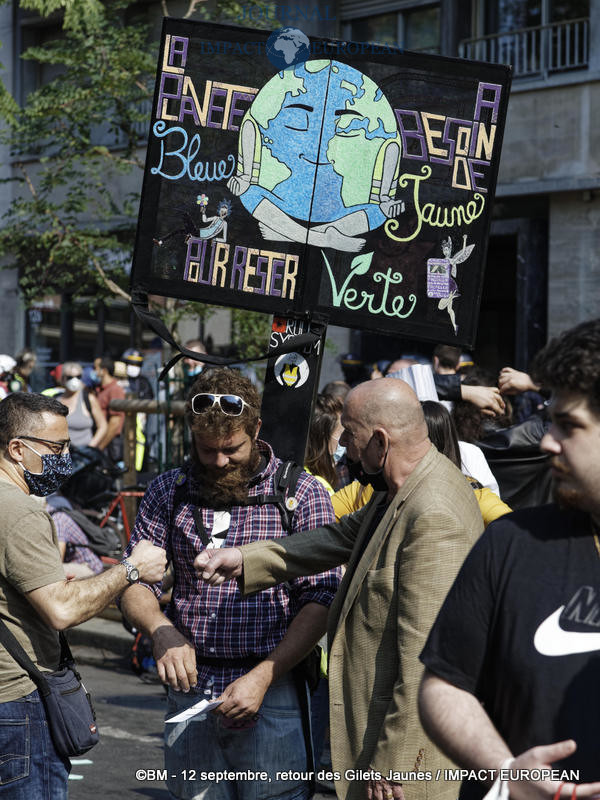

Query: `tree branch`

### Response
(183, 0, 207, 18)
(89, 252, 132, 302)
(97, 147, 145, 170)
(16, 163, 39, 200)
(16, 162, 67, 243)
(135, 79, 152, 96)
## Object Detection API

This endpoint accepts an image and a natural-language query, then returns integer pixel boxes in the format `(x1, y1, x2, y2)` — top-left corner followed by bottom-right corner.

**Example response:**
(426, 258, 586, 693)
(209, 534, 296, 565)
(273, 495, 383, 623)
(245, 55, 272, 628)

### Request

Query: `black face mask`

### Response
(347, 449, 389, 492)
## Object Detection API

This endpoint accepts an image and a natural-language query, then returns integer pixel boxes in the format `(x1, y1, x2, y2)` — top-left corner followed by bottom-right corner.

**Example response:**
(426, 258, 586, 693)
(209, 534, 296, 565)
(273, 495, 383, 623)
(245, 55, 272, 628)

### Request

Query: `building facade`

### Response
(338, 0, 598, 371)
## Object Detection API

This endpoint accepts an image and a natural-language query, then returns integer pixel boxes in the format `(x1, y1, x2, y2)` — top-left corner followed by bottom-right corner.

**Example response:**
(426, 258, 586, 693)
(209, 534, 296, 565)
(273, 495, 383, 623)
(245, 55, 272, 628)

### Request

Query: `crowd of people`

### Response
(1, 318, 599, 800)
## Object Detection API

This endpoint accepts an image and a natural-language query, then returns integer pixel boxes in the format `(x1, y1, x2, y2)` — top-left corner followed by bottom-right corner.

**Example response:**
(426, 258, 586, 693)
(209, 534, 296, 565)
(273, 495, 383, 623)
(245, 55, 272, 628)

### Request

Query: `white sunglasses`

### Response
(190, 393, 254, 416)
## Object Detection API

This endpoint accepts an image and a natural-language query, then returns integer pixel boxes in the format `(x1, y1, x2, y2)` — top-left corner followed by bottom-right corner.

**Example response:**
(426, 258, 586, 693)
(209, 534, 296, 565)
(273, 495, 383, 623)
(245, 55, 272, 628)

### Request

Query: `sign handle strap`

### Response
(131, 290, 320, 381)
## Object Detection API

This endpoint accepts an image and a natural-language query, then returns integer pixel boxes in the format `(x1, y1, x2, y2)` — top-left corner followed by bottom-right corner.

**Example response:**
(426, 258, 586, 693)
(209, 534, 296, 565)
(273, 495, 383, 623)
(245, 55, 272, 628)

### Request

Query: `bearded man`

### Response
(120, 368, 339, 800)
(418, 318, 600, 800)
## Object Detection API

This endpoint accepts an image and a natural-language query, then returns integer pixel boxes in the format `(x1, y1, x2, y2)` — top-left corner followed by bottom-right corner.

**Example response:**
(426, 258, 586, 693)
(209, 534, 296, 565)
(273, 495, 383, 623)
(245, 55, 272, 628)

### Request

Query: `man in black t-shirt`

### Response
(418, 318, 600, 800)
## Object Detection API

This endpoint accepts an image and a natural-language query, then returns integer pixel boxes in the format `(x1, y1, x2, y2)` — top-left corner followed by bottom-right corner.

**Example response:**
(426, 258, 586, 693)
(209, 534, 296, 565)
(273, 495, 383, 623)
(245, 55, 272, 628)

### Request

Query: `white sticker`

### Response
(274, 352, 309, 389)
(205, 511, 231, 550)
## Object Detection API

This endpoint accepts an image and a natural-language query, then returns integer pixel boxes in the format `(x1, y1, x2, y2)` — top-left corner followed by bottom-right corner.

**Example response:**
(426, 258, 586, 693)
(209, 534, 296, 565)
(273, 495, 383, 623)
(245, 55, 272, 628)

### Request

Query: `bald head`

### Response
(346, 378, 426, 438)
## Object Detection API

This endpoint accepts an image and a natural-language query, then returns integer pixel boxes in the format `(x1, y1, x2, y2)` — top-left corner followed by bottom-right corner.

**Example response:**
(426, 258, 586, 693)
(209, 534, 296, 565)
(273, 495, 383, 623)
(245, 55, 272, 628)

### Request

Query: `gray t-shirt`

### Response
(0, 481, 65, 702)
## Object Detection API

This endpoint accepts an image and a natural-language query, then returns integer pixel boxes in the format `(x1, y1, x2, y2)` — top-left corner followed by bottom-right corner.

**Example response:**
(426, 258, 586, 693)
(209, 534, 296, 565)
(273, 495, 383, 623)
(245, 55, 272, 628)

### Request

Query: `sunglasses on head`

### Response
(190, 393, 254, 416)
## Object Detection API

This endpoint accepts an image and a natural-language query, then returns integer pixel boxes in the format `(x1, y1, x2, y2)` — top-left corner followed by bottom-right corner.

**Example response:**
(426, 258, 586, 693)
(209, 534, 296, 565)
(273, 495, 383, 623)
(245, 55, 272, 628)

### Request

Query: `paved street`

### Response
(67, 656, 168, 799)
(68, 648, 332, 799)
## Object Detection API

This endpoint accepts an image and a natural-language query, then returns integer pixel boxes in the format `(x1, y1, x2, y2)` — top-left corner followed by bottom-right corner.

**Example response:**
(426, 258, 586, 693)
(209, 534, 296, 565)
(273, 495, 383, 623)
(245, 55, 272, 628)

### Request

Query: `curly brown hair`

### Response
(185, 368, 261, 439)
(531, 319, 600, 416)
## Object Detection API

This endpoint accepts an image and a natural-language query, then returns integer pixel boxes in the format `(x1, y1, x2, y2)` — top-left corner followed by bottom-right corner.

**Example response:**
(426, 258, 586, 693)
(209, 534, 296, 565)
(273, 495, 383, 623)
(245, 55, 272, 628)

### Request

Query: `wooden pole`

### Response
(122, 397, 139, 528)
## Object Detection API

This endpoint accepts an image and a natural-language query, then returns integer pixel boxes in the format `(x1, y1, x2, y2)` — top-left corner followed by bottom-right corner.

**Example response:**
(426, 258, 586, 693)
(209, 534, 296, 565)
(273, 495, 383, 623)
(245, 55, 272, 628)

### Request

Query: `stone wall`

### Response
(498, 81, 600, 189)
(547, 191, 600, 336)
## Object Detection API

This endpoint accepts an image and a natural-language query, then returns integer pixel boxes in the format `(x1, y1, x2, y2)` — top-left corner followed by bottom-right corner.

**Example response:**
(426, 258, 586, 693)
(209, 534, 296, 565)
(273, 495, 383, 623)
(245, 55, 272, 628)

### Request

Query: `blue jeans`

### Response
(165, 675, 311, 800)
(0, 690, 70, 798)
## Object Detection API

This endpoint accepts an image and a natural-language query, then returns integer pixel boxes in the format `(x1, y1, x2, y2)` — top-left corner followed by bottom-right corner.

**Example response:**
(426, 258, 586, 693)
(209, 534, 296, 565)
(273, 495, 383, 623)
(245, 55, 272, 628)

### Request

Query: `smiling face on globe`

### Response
(266, 27, 311, 70)
(239, 59, 401, 227)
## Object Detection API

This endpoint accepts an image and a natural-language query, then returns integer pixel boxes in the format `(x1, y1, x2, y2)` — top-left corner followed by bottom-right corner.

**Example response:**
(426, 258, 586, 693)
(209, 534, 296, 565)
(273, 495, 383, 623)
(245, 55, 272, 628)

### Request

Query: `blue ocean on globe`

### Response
(239, 60, 401, 228)
(266, 27, 311, 70)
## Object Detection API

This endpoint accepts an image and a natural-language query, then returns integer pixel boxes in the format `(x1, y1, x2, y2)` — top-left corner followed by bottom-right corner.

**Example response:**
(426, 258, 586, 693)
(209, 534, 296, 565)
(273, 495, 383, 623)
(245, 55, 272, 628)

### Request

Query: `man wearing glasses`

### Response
(0, 391, 166, 798)
(120, 367, 340, 800)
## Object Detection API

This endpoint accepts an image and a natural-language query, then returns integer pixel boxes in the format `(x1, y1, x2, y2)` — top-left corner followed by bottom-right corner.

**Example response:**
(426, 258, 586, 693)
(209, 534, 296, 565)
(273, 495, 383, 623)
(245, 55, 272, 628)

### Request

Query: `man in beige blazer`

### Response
(196, 378, 484, 800)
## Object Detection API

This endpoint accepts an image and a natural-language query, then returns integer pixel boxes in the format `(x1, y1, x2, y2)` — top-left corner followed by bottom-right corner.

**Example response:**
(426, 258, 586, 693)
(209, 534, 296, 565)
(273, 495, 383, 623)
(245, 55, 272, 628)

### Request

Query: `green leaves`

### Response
(0, 0, 266, 359)
(0, 0, 153, 304)
(231, 308, 272, 361)
(20, 0, 105, 33)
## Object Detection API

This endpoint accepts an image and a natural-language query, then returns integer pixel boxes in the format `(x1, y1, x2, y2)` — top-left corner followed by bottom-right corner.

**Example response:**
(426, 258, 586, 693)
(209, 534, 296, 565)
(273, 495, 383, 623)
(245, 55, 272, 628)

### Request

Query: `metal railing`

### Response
(459, 17, 589, 79)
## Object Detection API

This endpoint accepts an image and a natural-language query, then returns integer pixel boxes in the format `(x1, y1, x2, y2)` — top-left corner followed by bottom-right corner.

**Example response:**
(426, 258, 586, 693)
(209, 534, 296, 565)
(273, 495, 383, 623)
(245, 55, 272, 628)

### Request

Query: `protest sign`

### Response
(132, 19, 511, 348)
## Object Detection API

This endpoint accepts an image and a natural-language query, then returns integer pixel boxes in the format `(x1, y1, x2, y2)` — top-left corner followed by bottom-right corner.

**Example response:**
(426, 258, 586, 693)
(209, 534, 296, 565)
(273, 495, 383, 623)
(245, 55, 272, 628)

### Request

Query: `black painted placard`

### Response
(131, 19, 511, 347)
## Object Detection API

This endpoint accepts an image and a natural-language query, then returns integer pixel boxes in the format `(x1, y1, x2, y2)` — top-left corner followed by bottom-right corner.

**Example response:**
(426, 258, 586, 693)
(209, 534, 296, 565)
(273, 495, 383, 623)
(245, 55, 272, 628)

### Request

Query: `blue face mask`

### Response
(333, 443, 346, 464)
(19, 442, 73, 496)
(187, 365, 203, 377)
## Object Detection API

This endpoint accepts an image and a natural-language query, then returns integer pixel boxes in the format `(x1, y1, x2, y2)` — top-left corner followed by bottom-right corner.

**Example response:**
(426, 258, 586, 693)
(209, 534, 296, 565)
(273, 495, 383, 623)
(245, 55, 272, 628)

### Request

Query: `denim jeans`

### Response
(0, 690, 70, 798)
(165, 675, 311, 800)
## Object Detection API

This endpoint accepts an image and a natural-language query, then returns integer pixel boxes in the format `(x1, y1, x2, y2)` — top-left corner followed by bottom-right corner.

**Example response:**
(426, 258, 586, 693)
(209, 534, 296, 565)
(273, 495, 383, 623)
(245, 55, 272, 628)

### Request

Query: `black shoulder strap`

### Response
(171, 474, 188, 520)
(82, 388, 92, 417)
(278, 461, 303, 533)
(0, 620, 74, 696)
(275, 460, 303, 497)
(467, 476, 484, 490)
(82, 389, 97, 436)
(245, 461, 303, 533)
(171, 471, 210, 548)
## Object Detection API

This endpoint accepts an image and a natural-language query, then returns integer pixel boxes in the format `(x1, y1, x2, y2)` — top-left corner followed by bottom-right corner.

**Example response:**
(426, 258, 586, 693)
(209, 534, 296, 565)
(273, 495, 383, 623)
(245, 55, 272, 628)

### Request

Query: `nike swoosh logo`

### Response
(534, 606, 600, 656)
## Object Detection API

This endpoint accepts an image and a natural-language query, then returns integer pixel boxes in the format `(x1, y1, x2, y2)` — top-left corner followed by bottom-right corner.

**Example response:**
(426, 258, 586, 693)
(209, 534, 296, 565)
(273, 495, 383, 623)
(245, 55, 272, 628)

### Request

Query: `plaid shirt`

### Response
(52, 511, 103, 574)
(125, 441, 340, 695)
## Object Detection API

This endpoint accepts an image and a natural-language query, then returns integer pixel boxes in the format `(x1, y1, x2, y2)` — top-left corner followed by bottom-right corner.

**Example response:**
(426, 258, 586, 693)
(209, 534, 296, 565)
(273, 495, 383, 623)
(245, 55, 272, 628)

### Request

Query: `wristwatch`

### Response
(121, 559, 140, 584)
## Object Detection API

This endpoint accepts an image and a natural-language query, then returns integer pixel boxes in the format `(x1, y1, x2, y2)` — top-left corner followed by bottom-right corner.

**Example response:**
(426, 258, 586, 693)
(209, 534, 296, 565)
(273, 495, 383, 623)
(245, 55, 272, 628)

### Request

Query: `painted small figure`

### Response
(432, 235, 475, 335)
(153, 197, 231, 246)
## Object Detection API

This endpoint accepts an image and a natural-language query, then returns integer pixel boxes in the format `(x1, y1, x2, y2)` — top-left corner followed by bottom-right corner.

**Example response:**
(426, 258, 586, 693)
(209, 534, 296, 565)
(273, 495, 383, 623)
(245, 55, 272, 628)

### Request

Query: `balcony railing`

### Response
(459, 17, 589, 79)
